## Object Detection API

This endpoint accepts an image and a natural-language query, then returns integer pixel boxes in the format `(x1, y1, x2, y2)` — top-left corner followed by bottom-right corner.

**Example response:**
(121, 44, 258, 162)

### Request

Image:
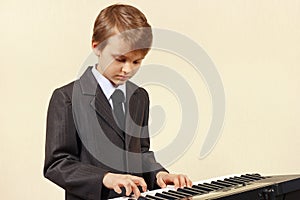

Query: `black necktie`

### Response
(111, 89, 125, 131)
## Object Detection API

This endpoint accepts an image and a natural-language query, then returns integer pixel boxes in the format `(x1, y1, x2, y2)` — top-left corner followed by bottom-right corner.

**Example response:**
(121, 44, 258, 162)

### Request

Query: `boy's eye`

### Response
(116, 58, 126, 62)
(133, 61, 141, 64)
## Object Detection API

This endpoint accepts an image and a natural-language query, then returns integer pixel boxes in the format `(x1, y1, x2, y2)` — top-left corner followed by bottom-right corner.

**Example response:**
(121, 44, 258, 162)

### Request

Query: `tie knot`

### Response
(111, 89, 125, 103)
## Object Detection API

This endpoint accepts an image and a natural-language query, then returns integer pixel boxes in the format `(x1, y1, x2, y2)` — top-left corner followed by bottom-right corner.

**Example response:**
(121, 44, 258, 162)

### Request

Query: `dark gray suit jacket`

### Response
(44, 67, 167, 200)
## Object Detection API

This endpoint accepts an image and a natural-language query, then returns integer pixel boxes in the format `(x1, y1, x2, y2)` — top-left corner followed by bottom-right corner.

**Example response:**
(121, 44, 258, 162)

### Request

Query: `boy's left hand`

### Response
(156, 171, 193, 189)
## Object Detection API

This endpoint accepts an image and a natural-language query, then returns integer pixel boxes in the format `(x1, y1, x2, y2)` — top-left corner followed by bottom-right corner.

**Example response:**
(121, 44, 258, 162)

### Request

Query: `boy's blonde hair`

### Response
(92, 4, 152, 53)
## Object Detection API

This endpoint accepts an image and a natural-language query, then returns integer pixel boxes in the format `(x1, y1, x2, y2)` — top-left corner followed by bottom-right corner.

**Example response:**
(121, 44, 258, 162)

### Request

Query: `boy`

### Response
(44, 4, 192, 200)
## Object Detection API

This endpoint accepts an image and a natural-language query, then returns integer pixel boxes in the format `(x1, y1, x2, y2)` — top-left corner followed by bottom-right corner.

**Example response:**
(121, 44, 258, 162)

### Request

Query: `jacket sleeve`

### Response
(139, 88, 169, 190)
(43, 87, 109, 200)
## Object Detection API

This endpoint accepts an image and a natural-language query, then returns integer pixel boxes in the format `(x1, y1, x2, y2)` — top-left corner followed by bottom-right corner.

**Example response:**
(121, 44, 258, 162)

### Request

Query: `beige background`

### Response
(1, 0, 300, 199)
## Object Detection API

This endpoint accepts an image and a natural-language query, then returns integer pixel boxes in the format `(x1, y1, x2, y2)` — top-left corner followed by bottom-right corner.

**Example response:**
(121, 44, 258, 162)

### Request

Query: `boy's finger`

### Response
(156, 177, 167, 188)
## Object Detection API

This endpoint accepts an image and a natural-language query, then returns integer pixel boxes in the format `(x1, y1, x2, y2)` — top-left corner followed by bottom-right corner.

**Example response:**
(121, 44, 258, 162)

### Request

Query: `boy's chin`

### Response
(111, 80, 126, 87)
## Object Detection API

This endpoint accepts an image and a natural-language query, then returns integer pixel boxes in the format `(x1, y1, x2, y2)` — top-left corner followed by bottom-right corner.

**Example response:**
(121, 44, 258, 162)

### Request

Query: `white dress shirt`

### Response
(91, 66, 126, 110)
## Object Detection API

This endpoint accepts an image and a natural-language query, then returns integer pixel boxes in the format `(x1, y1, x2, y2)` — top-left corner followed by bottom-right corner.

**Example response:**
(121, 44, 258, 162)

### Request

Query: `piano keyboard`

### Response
(109, 173, 266, 200)
(110, 173, 300, 199)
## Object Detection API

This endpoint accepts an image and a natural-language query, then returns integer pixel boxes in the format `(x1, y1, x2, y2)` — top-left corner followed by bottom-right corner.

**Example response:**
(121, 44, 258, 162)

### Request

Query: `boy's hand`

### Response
(156, 171, 193, 189)
(103, 173, 147, 197)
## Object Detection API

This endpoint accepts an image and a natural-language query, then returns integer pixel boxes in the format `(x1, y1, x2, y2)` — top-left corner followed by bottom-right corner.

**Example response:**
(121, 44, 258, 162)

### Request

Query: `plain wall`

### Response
(1, 0, 299, 199)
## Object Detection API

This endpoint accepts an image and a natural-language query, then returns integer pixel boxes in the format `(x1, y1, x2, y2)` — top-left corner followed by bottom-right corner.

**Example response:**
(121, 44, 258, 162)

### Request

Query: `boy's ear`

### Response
(92, 41, 101, 56)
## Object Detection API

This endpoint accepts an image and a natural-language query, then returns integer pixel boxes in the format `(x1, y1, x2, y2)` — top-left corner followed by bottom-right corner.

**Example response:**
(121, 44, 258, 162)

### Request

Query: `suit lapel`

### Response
(94, 86, 125, 140)
(79, 66, 125, 140)
(124, 82, 141, 149)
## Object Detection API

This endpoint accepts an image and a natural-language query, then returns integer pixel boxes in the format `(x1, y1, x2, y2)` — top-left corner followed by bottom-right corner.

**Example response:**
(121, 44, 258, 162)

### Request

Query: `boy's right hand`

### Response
(103, 173, 147, 197)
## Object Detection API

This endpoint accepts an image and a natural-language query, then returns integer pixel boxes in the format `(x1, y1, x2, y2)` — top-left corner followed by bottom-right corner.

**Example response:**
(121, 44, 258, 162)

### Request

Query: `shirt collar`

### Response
(91, 66, 126, 100)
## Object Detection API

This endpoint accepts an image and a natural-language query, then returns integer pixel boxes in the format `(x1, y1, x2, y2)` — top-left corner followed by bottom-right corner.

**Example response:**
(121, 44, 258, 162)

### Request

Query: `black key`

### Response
(145, 194, 167, 200)
(155, 192, 178, 200)
(241, 175, 261, 181)
(247, 173, 264, 178)
(243, 174, 264, 180)
(184, 187, 207, 194)
(217, 180, 236, 186)
(193, 184, 215, 192)
(232, 176, 253, 183)
(225, 178, 245, 184)
(241, 176, 257, 182)
(163, 191, 186, 198)
(229, 177, 248, 186)
(138, 196, 152, 200)
(203, 183, 222, 190)
(218, 180, 239, 186)
(211, 181, 232, 187)
(168, 190, 191, 197)
(177, 188, 199, 195)
(204, 182, 225, 189)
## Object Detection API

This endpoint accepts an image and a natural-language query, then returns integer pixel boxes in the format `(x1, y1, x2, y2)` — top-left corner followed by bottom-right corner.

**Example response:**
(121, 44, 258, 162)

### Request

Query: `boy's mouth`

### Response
(116, 75, 130, 81)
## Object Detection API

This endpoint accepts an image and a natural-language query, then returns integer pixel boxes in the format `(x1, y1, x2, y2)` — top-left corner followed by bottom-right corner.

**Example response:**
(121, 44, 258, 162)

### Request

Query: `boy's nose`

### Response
(122, 62, 132, 73)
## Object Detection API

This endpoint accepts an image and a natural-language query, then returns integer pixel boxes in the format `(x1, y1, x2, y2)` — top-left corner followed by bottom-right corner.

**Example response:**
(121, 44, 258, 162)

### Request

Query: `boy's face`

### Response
(94, 36, 147, 87)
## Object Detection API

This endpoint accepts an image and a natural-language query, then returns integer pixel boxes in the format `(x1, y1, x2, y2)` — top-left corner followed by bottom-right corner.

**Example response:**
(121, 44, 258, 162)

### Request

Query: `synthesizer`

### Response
(110, 173, 300, 200)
